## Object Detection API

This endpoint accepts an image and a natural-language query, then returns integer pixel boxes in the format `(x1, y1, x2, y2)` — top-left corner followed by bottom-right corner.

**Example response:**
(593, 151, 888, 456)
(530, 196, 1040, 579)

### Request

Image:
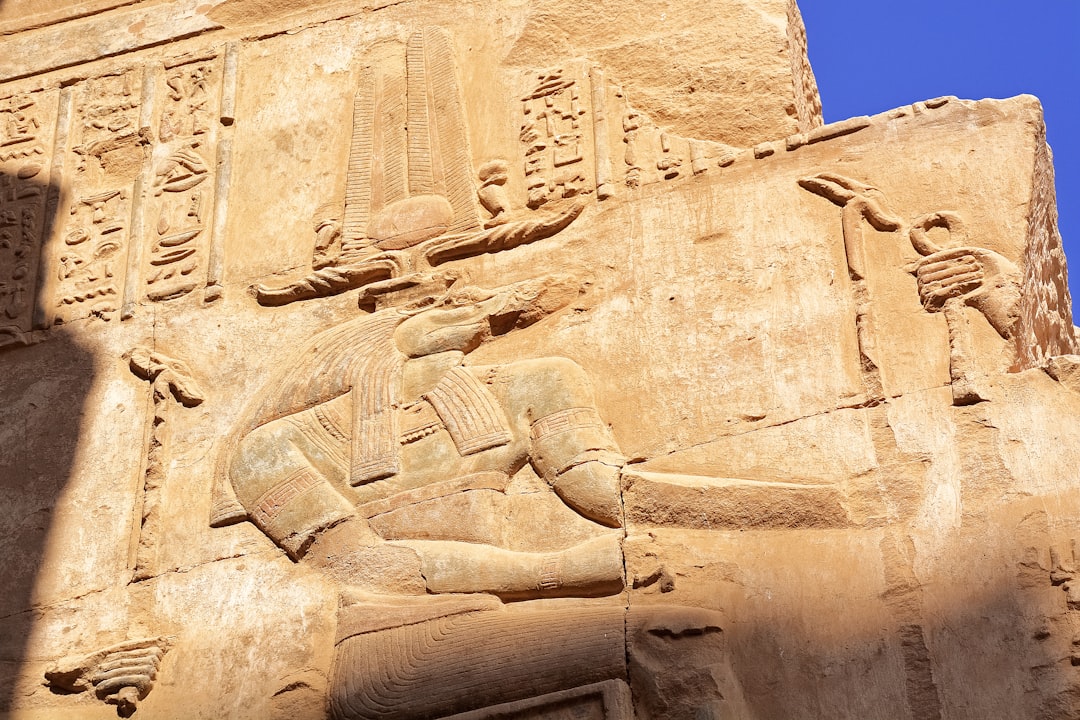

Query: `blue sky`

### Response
(800, 2, 1079, 318)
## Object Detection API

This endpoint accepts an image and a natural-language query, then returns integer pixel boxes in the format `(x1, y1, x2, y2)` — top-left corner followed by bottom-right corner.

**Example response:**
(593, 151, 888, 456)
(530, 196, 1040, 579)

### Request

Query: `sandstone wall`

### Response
(0, 2, 1078, 719)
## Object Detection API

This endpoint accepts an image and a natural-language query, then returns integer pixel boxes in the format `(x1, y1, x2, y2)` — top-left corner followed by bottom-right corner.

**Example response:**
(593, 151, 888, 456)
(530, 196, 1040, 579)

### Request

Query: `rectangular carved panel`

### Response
(141, 52, 225, 304)
(0, 87, 57, 346)
(50, 69, 143, 324)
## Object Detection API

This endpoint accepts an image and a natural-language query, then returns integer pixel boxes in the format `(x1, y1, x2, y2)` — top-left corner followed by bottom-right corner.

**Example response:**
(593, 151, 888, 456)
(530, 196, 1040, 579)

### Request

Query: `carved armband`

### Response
(529, 407, 621, 482)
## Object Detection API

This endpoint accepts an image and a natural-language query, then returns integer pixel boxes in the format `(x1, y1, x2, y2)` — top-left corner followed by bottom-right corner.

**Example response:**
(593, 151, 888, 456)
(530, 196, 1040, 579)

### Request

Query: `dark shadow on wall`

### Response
(0, 167, 96, 712)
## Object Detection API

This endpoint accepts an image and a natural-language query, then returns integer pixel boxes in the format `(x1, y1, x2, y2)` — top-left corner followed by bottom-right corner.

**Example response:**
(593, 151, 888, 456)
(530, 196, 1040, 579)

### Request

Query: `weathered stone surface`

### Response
(0, 1, 1077, 719)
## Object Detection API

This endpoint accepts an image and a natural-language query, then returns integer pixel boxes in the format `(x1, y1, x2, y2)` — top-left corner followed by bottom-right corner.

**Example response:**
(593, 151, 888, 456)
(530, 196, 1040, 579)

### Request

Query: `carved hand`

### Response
(913, 246, 1021, 338)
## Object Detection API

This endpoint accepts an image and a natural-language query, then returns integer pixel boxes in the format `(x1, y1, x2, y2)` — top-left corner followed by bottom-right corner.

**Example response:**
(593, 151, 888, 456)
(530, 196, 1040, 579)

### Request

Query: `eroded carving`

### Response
(616, 93, 735, 189)
(160, 59, 213, 141)
(254, 29, 584, 307)
(907, 211, 1021, 403)
(0, 92, 46, 162)
(1049, 541, 1080, 611)
(442, 679, 632, 719)
(0, 89, 54, 345)
(476, 159, 511, 227)
(45, 638, 171, 717)
(521, 69, 589, 208)
(0, 165, 43, 338)
(798, 173, 902, 399)
(70, 71, 141, 178)
(126, 347, 204, 581)
(1018, 542, 1080, 668)
(800, 172, 1023, 405)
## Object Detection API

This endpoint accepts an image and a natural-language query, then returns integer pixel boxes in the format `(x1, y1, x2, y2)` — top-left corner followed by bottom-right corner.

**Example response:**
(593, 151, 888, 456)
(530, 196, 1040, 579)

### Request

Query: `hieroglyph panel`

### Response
(14, 48, 239, 329)
(0, 87, 59, 347)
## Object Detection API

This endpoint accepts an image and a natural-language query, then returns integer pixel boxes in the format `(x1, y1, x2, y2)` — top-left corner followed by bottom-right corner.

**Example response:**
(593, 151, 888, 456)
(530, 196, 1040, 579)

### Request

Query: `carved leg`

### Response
(328, 604, 745, 720)
(330, 606, 627, 720)
(392, 533, 624, 599)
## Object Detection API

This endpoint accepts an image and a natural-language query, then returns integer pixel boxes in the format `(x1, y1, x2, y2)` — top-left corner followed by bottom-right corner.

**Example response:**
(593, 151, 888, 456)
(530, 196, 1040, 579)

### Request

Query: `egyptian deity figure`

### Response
(219, 280, 626, 594)
(215, 22, 745, 717)
(214, 280, 744, 719)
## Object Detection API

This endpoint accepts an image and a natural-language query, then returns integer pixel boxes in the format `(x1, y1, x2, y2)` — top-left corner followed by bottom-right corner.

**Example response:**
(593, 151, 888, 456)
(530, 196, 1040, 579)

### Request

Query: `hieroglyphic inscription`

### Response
(70, 72, 141, 177)
(621, 106, 690, 187)
(0, 89, 55, 345)
(520, 68, 591, 209)
(48, 57, 227, 321)
(53, 71, 144, 324)
(55, 189, 128, 320)
(612, 87, 736, 189)
(0, 93, 46, 162)
(160, 60, 213, 142)
(146, 144, 210, 300)
(144, 54, 222, 302)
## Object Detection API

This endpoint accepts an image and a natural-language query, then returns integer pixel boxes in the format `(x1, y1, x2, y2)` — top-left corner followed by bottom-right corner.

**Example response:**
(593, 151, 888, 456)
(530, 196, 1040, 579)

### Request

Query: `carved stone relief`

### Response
(0, 89, 53, 346)
(45, 638, 171, 717)
(254, 28, 587, 308)
(0, 4, 1078, 720)
(127, 346, 204, 582)
(51, 70, 143, 324)
(0, 50, 236, 333)
(800, 172, 1024, 405)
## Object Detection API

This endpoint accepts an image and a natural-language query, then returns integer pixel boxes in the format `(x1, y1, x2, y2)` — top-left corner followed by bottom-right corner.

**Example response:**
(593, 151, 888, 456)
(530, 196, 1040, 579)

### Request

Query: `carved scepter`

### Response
(40, 348, 200, 717)
(798, 173, 903, 401)
(125, 347, 204, 581)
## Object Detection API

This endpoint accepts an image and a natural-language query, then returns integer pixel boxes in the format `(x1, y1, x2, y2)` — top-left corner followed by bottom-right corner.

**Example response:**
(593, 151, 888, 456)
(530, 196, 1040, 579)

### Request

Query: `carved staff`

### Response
(40, 348, 199, 716)
(125, 347, 204, 582)
(798, 173, 902, 400)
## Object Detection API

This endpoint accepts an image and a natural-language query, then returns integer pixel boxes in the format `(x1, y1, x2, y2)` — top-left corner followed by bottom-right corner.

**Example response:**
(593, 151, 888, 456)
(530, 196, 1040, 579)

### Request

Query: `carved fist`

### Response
(913, 246, 1021, 338)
